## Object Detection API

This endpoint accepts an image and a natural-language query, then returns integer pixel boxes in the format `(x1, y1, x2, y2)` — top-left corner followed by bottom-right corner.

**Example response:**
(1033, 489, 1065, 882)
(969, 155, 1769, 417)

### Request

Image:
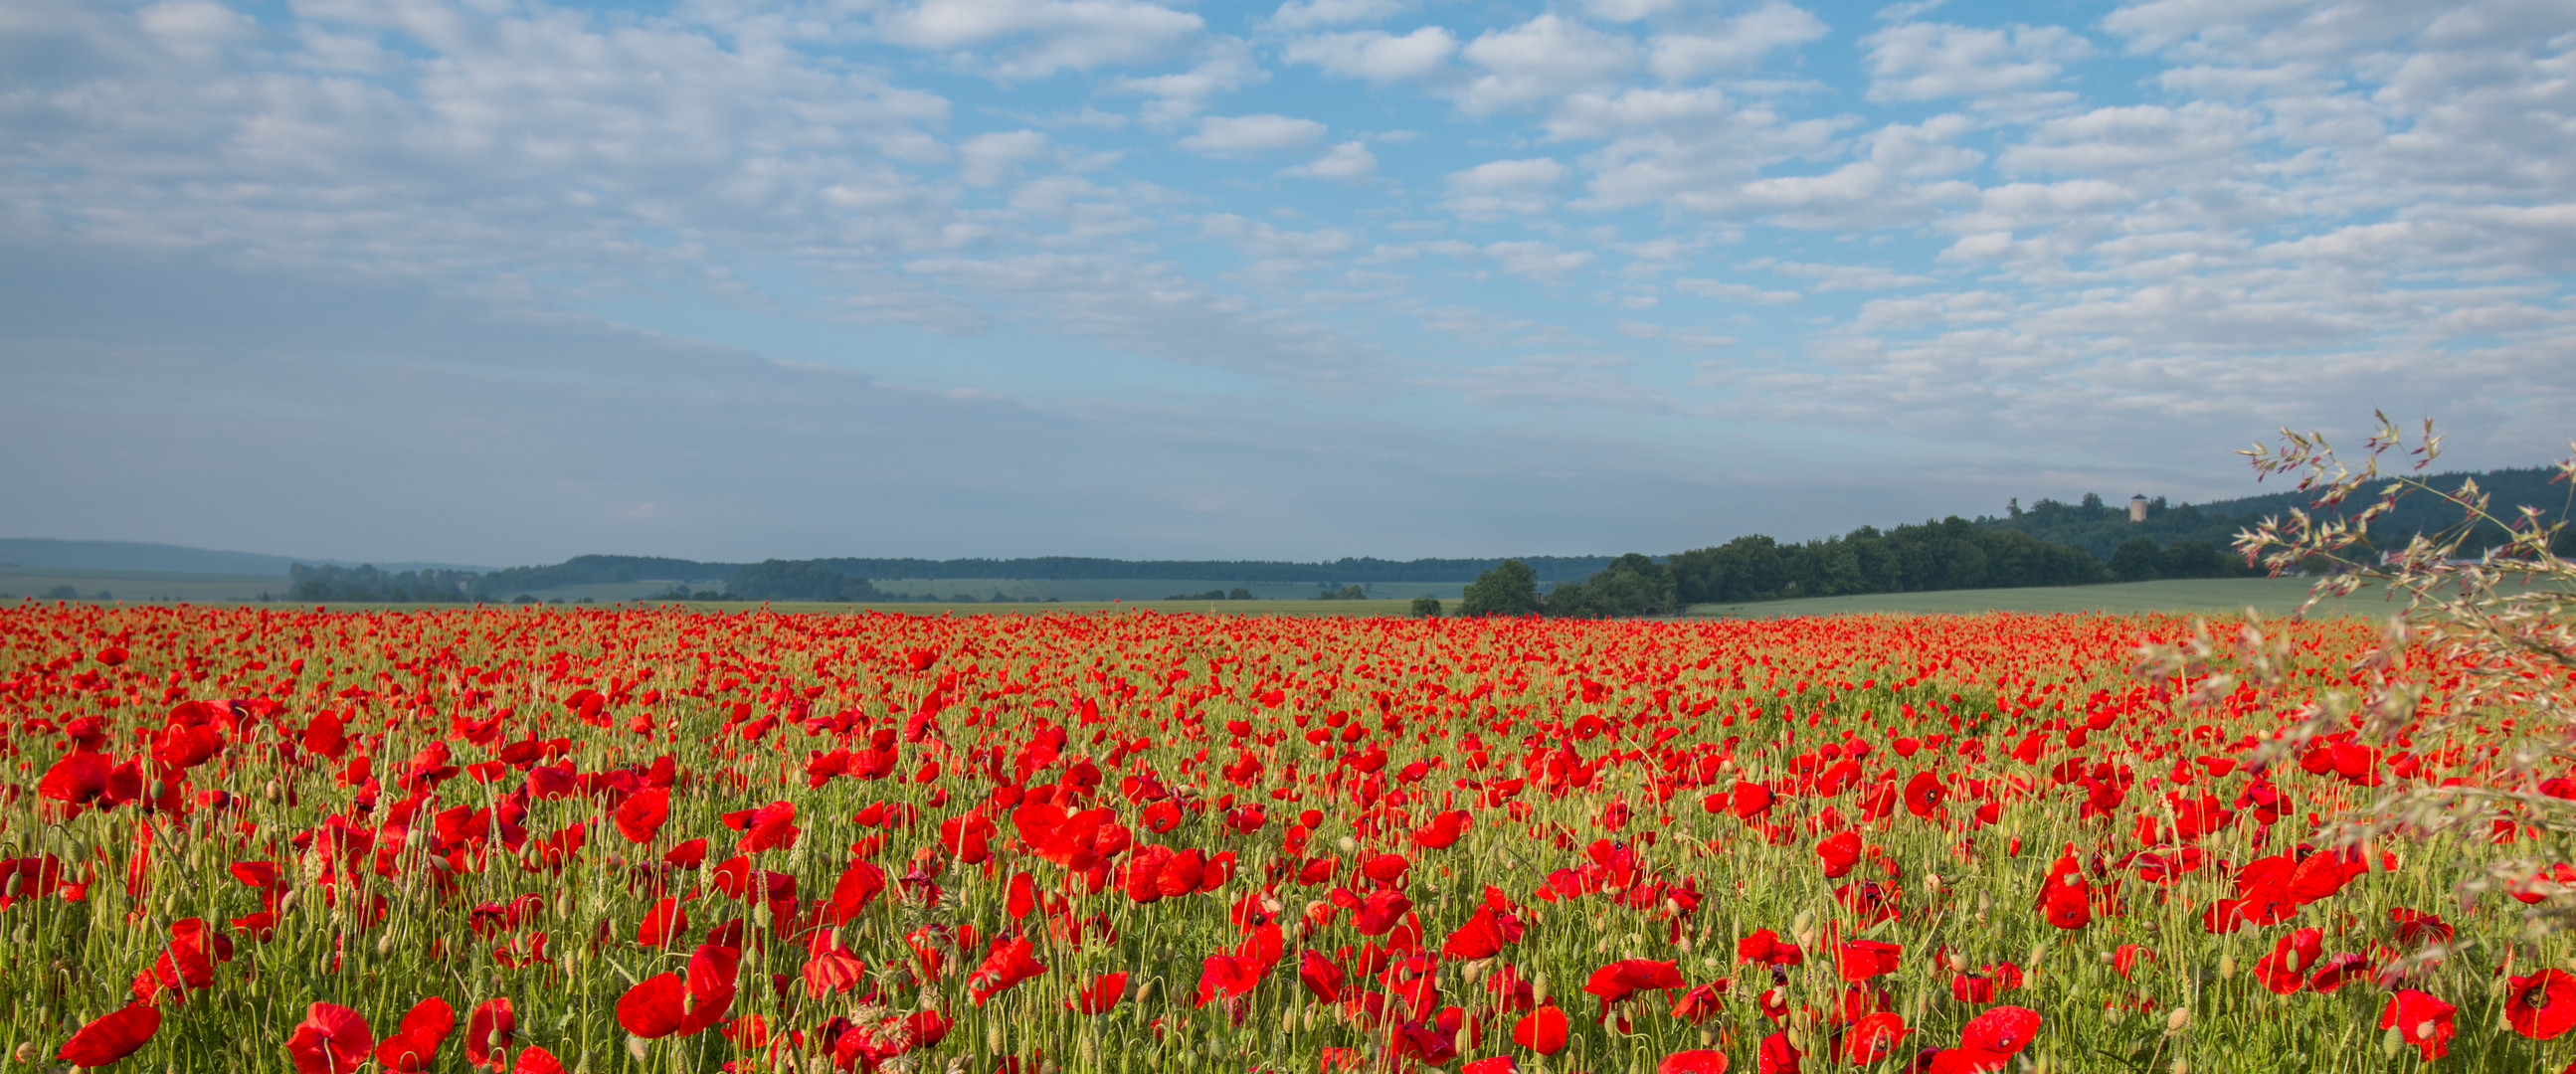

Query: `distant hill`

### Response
(1977, 465, 2573, 561)
(0, 538, 489, 576)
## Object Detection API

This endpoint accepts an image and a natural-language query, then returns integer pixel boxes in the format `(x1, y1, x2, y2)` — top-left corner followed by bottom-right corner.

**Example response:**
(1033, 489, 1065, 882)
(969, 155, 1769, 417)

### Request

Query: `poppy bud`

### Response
(2163, 1007, 2190, 1036)
(627, 1036, 650, 1063)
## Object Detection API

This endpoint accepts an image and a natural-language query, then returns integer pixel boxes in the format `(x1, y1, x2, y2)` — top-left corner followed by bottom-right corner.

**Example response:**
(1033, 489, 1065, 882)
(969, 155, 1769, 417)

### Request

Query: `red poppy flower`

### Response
(1757, 1030, 1802, 1074)
(618, 943, 739, 1038)
(613, 789, 670, 844)
(513, 1046, 567, 1074)
(285, 1002, 373, 1074)
(802, 930, 869, 1000)
(637, 898, 688, 948)
(1835, 939, 1902, 982)
(1737, 930, 1803, 967)
(1958, 1006, 2040, 1054)
(967, 936, 1048, 1005)
(1840, 1012, 1911, 1064)
(1731, 781, 1775, 820)
(2251, 928, 2323, 994)
(1583, 959, 1685, 1015)
(374, 995, 454, 1072)
(1069, 972, 1128, 1014)
(1512, 1005, 1568, 1055)
(1671, 983, 1728, 1025)
(1815, 830, 1862, 878)
(59, 1003, 160, 1069)
(465, 998, 513, 1072)
(2509, 969, 2576, 1040)
(1659, 1050, 1729, 1074)
(2377, 988, 2456, 1059)
(1903, 772, 1945, 817)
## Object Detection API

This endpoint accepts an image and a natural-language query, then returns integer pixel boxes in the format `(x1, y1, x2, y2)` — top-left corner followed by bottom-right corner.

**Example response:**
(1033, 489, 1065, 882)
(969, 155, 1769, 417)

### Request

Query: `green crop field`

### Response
(0, 565, 289, 604)
(1684, 576, 2402, 619)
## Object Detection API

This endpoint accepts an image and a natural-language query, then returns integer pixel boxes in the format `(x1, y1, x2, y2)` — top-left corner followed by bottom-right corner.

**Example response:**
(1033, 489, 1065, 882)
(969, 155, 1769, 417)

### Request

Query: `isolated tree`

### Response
(1458, 560, 1538, 617)
(1409, 597, 1442, 618)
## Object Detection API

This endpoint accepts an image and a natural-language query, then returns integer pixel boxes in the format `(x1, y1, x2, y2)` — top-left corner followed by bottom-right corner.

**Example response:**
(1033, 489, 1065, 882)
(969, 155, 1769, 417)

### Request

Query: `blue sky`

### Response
(3, 0, 2572, 566)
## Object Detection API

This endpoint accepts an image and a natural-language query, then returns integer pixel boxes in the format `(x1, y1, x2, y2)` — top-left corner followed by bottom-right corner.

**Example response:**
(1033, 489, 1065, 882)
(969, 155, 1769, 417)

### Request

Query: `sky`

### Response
(3, 0, 2572, 567)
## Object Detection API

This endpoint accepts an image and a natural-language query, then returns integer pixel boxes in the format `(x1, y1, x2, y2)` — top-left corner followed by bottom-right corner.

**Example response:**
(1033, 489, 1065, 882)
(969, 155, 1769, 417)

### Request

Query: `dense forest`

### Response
(287, 563, 479, 603)
(467, 555, 734, 598)
(1979, 466, 2573, 560)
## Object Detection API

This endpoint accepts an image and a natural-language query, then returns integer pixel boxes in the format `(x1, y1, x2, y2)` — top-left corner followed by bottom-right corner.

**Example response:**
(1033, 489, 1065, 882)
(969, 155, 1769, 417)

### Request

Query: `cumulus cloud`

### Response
(1647, 1, 1831, 82)
(1863, 21, 2091, 106)
(875, 0, 1205, 80)
(1282, 140, 1378, 179)
(1452, 15, 1639, 113)
(1180, 113, 1329, 155)
(1442, 157, 1568, 219)
(1265, 0, 1403, 32)
(958, 130, 1050, 186)
(1282, 27, 1457, 84)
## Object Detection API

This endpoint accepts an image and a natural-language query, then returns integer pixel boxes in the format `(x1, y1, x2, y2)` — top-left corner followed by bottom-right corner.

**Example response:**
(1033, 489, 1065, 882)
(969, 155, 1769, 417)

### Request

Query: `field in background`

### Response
(0, 565, 288, 603)
(1685, 577, 2385, 619)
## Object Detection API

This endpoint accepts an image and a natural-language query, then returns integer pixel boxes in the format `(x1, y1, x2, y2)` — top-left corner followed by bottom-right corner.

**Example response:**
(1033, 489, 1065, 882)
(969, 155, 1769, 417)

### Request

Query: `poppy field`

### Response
(5, 602, 2571, 1074)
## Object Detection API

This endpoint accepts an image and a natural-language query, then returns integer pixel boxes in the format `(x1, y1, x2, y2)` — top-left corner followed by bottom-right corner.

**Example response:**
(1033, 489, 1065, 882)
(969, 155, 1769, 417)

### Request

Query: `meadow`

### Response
(1683, 578, 2359, 620)
(4, 602, 2567, 1074)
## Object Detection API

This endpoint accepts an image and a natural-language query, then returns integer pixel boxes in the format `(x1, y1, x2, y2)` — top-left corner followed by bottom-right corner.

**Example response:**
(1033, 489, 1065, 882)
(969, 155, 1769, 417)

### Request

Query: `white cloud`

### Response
(1282, 140, 1378, 179)
(1453, 15, 1639, 113)
(1676, 278, 1804, 303)
(1106, 40, 1267, 125)
(1199, 214, 1360, 261)
(1647, 1, 1831, 82)
(876, 0, 1204, 80)
(1863, 21, 2091, 104)
(1265, 0, 1402, 31)
(1583, 0, 1679, 23)
(1180, 113, 1328, 155)
(1442, 157, 1568, 219)
(1484, 240, 1595, 279)
(958, 130, 1050, 186)
(1749, 259, 1937, 290)
(1282, 27, 1456, 84)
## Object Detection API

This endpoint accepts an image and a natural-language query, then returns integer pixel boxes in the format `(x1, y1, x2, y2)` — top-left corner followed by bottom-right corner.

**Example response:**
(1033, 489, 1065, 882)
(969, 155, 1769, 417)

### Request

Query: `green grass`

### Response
(1683, 577, 2404, 619)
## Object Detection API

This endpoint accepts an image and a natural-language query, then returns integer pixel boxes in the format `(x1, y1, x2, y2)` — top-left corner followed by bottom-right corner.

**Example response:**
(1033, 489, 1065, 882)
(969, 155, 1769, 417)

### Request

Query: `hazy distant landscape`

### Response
(12, 465, 2561, 616)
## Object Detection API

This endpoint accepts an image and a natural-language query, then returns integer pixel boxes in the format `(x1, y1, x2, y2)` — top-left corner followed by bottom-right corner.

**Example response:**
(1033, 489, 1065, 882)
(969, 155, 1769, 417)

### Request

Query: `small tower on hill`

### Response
(2128, 494, 2149, 523)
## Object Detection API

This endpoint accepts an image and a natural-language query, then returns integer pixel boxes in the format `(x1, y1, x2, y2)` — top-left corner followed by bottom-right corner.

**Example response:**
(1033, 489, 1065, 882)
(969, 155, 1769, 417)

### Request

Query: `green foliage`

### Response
(287, 563, 477, 603)
(1408, 596, 1442, 618)
(1670, 518, 2108, 605)
(1227, 588, 1253, 601)
(1312, 584, 1369, 601)
(468, 554, 734, 598)
(1543, 552, 1678, 619)
(1458, 560, 1538, 617)
(1978, 465, 2573, 561)
(1166, 590, 1232, 601)
(724, 560, 882, 602)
